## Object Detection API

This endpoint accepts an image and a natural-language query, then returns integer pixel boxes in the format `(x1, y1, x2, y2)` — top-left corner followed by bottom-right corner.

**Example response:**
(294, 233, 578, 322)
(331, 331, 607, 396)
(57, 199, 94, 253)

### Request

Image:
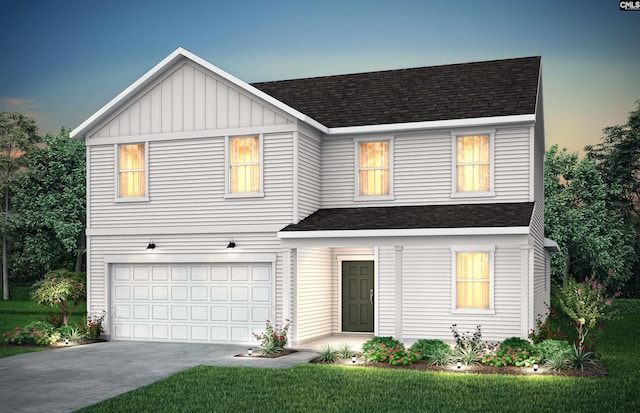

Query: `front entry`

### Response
(342, 261, 374, 332)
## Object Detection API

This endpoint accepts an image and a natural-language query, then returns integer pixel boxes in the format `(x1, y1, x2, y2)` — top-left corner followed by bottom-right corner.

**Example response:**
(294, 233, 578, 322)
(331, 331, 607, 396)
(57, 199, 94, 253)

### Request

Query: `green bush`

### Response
(361, 336, 401, 354)
(426, 346, 455, 366)
(31, 269, 86, 326)
(535, 339, 573, 362)
(363, 343, 421, 365)
(2, 321, 60, 345)
(411, 339, 450, 360)
(500, 337, 535, 353)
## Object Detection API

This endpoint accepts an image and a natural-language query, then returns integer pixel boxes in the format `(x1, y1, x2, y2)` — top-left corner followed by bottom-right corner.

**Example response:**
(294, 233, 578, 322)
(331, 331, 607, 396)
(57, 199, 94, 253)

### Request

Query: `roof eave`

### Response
(277, 226, 530, 239)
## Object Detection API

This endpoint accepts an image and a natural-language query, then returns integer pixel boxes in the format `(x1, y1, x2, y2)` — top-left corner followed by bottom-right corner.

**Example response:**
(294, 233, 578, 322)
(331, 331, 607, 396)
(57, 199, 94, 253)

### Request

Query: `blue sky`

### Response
(1, 0, 638, 153)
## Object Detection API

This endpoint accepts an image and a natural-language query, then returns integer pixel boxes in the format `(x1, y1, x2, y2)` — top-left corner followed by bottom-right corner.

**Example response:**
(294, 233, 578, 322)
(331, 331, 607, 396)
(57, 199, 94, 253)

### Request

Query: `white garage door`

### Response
(111, 263, 272, 343)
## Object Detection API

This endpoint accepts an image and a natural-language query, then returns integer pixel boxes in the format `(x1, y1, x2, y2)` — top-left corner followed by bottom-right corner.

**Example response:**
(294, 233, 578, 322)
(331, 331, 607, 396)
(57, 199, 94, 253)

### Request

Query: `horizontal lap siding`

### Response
(320, 127, 532, 208)
(400, 244, 523, 341)
(91, 62, 292, 139)
(376, 246, 396, 336)
(89, 133, 293, 228)
(296, 248, 333, 342)
(297, 132, 321, 220)
(88, 233, 282, 320)
(533, 107, 548, 324)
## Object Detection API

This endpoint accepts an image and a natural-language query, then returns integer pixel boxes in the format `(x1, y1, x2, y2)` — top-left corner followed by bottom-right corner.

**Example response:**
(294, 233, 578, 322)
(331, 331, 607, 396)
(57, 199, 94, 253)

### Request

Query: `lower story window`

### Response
(455, 252, 490, 309)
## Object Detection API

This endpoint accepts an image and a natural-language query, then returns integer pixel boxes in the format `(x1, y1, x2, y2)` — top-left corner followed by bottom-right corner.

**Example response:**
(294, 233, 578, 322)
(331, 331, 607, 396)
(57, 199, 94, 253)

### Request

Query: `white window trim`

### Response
(353, 136, 394, 202)
(114, 142, 149, 203)
(450, 245, 495, 315)
(224, 134, 265, 198)
(451, 131, 495, 198)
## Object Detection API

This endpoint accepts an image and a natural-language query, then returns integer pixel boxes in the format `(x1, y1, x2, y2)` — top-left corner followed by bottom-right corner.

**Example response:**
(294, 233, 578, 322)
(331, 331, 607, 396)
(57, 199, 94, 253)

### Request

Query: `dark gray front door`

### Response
(342, 261, 374, 332)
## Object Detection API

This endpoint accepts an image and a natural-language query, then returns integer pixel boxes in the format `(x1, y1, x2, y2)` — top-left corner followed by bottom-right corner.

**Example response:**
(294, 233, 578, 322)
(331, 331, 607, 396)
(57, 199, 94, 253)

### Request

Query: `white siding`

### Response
(296, 248, 333, 342)
(88, 233, 284, 330)
(397, 243, 525, 342)
(376, 246, 397, 336)
(88, 132, 293, 229)
(532, 88, 549, 326)
(90, 62, 292, 139)
(297, 131, 321, 220)
(320, 127, 532, 208)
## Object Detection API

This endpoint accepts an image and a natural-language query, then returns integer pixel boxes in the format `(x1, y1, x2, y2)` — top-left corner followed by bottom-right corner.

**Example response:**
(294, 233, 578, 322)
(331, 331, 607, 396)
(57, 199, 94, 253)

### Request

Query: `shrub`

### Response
(58, 325, 85, 342)
(336, 342, 353, 359)
(32, 270, 86, 326)
(426, 346, 455, 366)
(317, 345, 340, 363)
(545, 352, 572, 370)
(85, 311, 107, 340)
(361, 336, 402, 354)
(253, 319, 290, 354)
(535, 339, 573, 362)
(455, 344, 483, 366)
(411, 339, 450, 360)
(481, 342, 539, 368)
(568, 345, 596, 370)
(500, 337, 535, 353)
(450, 324, 485, 352)
(363, 343, 421, 366)
(3, 321, 61, 346)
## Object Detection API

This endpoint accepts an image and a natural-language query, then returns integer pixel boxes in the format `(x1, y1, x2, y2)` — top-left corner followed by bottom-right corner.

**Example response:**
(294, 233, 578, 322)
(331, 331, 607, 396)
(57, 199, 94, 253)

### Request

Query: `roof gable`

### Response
(253, 56, 541, 128)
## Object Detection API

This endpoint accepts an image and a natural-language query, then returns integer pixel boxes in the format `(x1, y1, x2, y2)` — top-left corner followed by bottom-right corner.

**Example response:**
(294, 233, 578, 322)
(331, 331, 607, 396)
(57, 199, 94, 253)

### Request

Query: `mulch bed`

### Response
(311, 358, 607, 378)
(1, 339, 105, 350)
(234, 349, 298, 358)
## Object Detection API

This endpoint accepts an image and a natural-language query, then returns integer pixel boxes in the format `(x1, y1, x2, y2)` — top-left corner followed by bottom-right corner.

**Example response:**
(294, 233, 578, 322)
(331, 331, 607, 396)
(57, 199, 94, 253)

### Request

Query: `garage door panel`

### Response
(112, 263, 272, 344)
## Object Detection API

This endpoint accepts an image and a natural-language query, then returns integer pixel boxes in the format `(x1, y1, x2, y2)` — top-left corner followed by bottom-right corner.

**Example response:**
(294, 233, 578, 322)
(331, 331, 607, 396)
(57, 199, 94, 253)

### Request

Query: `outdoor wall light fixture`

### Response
(227, 239, 236, 249)
(533, 363, 539, 372)
(146, 240, 156, 250)
(248, 348, 253, 356)
(456, 360, 462, 369)
(351, 355, 357, 364)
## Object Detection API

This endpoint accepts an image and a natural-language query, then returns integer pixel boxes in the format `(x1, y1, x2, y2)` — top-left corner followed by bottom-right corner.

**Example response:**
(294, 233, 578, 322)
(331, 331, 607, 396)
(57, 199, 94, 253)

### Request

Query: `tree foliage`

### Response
(12, 128, 86, 275)
(0, 112, 40, 299)
(31, 269, 86, 326)
(544, 145, 635, 289)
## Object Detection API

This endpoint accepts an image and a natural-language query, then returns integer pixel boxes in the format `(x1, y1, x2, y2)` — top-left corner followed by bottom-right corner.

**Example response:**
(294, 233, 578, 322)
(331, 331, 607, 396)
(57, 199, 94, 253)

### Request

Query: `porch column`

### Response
(395, 246, 403, 341)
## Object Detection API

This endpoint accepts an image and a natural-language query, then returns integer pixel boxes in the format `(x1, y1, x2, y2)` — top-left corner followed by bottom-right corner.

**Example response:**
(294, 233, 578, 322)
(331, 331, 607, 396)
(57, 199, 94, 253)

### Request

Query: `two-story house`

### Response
(71, 48, 557, 346)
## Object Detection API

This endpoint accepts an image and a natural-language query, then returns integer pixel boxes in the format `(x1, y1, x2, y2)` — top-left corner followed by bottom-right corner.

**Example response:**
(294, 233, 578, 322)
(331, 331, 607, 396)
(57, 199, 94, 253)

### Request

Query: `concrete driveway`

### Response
(0, 341, 315, 413)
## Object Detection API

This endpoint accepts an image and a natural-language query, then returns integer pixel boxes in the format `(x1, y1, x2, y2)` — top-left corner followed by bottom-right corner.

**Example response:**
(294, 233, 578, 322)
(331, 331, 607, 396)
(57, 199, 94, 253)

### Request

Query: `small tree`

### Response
(556, 274, 618, 351)
(31, 269, 86, 326)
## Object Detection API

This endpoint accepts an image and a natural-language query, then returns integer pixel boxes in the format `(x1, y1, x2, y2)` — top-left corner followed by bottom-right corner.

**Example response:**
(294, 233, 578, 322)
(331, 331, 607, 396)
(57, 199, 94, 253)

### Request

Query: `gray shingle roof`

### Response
(280, 202, 534, 232)
(252, 56, 540, 128)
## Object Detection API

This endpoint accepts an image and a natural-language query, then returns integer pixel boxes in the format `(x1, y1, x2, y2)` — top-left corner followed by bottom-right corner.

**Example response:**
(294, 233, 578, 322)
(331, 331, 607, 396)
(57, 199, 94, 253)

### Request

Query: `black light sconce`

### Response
(146, 240, 156, 250)
(227, 239, 236, 249)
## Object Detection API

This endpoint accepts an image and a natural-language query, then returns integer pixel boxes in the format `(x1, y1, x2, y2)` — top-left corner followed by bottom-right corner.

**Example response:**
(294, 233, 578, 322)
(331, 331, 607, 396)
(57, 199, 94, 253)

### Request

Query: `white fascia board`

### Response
(543, 237, 560, 252)
(325, 114, 536, 136)
(278, 226, 530, 239)
(71, 47, 329, 140)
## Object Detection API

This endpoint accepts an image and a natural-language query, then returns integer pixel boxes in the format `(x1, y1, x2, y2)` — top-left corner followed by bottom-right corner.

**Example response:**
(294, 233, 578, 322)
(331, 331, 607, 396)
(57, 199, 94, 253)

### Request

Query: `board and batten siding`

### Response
(297, 131, 321, 221)
(88, 132, 294, 229)
(89, 61, 292, 139)
(397, 244, 525, 341)
(296, 248, 333, 342)
(87, 233, 284, 325)
(320, 126, 532, 208)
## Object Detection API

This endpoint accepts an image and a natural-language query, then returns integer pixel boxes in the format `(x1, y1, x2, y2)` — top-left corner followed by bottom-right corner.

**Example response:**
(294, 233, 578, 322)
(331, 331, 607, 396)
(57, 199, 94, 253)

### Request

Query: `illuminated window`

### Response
(118, 143, 146, 198)
(455, 252, 492, 309)
(456, 135, 490, 192)
(358, 141, 390, 196)
(229, 136, 260, 193)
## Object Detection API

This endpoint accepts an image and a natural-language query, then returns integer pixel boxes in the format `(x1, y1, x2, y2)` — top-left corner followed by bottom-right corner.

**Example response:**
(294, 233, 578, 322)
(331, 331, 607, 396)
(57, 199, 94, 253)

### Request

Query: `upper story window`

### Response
(355, 139, 393, 201)
(454, 134, 494, 196)
(451, 246, 495, 313)
(117, 143, 147, 200)
(227, 135, 263, 197)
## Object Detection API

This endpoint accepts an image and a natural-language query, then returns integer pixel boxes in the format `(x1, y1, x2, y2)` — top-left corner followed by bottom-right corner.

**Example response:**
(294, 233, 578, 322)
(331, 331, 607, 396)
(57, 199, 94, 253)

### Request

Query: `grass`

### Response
(0, 299, 87, 358)
(78, 300, 640, 413)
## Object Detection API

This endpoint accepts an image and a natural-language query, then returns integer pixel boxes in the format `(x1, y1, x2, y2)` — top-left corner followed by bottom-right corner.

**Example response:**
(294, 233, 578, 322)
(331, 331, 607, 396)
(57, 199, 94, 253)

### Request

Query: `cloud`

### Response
(0, 96, 39, 111)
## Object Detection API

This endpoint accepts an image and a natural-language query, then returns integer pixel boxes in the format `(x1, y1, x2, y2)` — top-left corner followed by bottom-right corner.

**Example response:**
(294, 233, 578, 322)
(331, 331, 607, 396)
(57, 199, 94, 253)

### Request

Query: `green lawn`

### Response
(0, 299, 86, 358)
(78, 300, 640, 413)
